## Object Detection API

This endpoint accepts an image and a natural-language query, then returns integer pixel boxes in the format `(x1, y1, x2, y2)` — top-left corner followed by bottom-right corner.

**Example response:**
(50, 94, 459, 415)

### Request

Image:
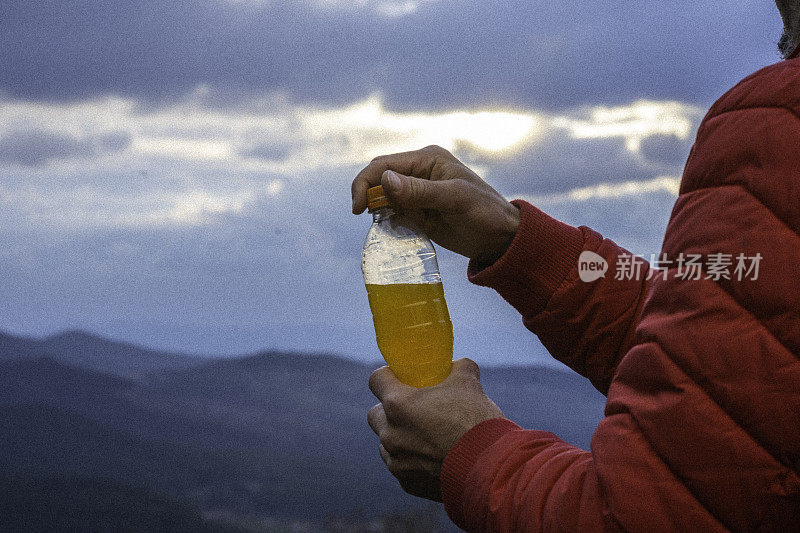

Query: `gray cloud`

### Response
(241, 142, 296, 162)
(0, 0, 781, 111)
(456, 131, 690, 197)
(0, 129, 131, 166)
(638, 134, 695, 169)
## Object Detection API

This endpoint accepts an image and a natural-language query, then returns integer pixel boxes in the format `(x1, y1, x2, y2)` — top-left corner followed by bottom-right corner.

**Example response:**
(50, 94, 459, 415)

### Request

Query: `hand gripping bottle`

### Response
(361, 185, 453, 387)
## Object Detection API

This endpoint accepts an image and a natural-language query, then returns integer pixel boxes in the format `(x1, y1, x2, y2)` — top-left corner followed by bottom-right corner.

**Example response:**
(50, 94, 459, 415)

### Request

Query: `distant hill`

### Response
(0, 331, 606, 530)
(0, 403, 239, 503)
(0, 356, 416, 520)
(0, 473, 234, 532)
(0, 329, 202, 378)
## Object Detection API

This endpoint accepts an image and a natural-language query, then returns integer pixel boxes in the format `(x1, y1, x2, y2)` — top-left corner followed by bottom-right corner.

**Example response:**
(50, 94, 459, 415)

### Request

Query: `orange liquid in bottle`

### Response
(366, 282, 453, 387)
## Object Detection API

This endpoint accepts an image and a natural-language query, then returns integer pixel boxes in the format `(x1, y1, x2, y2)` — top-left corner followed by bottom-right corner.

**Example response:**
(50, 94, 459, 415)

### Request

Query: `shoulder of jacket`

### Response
(679, 58, 800, 208)
(704, 58, 800, 122)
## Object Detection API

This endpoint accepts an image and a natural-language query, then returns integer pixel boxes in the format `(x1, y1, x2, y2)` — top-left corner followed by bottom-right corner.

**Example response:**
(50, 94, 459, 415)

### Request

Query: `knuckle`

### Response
(382, 394, 399, 415)
(380, 432, 401, 455)
(367, 403, 382, 425)
(424, 144, 452, 159)
(381, 394, 406, 420)
(456, 357, 480, 379)
(368, 366, 388, 395)
(424, 144, 443, 154)
(384, 453, 409, 478)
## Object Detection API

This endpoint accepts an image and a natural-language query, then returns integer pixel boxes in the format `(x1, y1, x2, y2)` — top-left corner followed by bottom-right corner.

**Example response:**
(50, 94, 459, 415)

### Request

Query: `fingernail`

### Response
(384, 170, 401, 192)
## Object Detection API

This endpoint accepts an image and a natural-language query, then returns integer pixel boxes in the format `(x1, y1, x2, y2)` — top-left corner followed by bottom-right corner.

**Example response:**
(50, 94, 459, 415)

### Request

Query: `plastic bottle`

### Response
(361, 185, 453, 387)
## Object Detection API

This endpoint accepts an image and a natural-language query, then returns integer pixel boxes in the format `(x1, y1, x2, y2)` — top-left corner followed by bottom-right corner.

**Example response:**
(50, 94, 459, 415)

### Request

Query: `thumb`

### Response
(381, 170, 463, 212)
(450, 358, 481, 381)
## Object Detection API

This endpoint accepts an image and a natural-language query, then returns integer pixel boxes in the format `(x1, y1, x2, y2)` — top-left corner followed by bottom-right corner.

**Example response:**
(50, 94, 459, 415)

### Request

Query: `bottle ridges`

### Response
(365, 282, 453, 387)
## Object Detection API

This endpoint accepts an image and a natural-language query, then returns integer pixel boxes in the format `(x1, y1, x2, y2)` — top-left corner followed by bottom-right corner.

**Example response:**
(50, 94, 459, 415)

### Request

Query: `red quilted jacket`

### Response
(440, 53, 800, 531)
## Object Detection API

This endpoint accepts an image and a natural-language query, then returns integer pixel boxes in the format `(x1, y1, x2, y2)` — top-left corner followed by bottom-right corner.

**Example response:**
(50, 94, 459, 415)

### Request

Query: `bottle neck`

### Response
(371, 206, 395, 223)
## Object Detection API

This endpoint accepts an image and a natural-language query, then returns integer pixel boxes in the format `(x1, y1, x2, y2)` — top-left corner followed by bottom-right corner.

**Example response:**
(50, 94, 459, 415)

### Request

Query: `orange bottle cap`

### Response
(367, 185, 391, 211)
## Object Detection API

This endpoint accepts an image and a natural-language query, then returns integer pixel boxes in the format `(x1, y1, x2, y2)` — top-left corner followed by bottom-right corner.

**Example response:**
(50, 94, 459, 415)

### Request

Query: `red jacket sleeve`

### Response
(441, 58, 800, 532)
(468, 199, 652, 394)
(441, 419, 610, 532)
(442, 199, 651, 531)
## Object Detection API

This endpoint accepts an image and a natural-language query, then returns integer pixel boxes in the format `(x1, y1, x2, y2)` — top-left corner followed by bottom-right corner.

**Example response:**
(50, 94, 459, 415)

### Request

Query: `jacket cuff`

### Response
(441, 417, 522, 528)
(468, 199, 584, 317)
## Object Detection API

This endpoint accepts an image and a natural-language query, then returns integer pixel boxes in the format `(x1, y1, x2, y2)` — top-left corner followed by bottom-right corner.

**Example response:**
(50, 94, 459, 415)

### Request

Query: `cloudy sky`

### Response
(0, 0, 785, 367)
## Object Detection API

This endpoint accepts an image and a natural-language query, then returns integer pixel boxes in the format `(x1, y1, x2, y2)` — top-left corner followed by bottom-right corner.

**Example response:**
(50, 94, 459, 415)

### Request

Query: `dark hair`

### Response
(778, 29, 795, 58)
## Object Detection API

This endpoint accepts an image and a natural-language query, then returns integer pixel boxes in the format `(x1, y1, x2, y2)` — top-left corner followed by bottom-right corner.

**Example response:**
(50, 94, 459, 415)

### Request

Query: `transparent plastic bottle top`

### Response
(361, 185, 453, 387)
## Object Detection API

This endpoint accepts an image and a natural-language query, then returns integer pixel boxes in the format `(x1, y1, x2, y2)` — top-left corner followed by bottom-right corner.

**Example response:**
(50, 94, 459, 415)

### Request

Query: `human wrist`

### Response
(473, 202, 521, 265)
(467, 200, 585, 316)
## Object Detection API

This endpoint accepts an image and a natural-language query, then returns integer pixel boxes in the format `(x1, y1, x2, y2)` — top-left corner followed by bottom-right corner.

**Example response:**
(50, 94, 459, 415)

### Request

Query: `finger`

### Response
(451, 357, 481, 381)
(367, 403, 387, 436)
(378, 444, 390, 466)
(381, 170, 468, 213)
(351, 146, 445, 214)
(369, 365, 412, 402)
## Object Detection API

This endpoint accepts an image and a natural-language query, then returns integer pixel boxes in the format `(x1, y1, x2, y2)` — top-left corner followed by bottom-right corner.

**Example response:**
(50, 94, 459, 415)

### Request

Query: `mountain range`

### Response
(0, 329, 199, 377)
(0, 329, 606, 531)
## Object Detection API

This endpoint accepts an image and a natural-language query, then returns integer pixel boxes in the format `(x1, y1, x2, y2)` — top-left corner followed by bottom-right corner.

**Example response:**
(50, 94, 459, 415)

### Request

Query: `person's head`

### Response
(777, 0, 800, 57)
